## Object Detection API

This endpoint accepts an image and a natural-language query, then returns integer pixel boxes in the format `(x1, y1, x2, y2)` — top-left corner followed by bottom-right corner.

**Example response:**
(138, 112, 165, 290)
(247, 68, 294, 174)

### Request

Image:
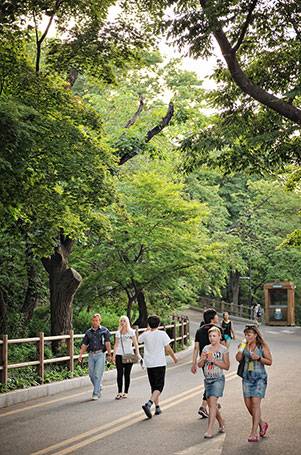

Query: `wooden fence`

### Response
(0, 315, 189, 385)
(194, 296, 264, 321)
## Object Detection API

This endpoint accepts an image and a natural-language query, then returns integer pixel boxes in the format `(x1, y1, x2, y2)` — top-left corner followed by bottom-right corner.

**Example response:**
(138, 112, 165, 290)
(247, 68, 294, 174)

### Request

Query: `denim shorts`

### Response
(243, 377, 267, 398)
(204, 376, 225, 398)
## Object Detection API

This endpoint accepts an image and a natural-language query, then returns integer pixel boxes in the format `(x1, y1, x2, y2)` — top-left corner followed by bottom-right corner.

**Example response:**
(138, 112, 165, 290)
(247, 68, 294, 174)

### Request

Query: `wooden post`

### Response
(173, 317, 177, 352)
(0, 335, 8, 385)
(187, 318, 190, 342)
(183, 317, 187, 345)
(67, 330, 74, 374)
(180, 317, 184, 347)
(36, 332, 44, 382)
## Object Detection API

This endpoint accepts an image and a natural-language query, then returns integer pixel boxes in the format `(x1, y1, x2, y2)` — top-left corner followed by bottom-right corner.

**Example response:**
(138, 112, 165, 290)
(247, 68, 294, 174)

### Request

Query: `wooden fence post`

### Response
(180, 317, 184, 347)
(0, 335, 8, 385)
(67, 330, 74, 374)
(183, 317, 187, 345)
(221, 301, 225, 314)
(173, 317, 177, 352)
(36, 332, 44, 382)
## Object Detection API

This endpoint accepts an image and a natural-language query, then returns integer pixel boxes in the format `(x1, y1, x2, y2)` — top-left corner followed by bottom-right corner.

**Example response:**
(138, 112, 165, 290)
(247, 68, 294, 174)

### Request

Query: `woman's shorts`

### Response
(147, 366, 166, 393)
(243, 377, 267, 398)
(224, 334, 231, 341)
(204, 376, 225, 398)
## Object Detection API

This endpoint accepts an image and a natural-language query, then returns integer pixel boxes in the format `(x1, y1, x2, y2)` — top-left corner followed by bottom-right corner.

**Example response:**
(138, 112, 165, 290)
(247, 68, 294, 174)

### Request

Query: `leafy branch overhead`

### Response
(133, 0, 301, 125)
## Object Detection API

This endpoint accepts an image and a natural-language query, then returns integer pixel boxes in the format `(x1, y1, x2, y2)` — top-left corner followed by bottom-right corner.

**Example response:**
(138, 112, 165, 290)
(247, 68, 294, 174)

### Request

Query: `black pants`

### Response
(147, 366, 166, 393)
(116, 354, 133, 393)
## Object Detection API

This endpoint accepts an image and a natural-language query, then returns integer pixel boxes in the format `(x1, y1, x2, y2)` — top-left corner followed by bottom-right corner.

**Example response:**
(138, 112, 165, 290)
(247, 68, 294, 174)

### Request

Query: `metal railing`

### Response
(0, 315, 190, 385)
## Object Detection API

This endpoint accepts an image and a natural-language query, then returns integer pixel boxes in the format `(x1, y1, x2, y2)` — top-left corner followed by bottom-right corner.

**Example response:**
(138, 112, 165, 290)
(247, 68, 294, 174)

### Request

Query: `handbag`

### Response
(120, 333, 138, 364)
(237, 355, 245, 378)
(121, 353, 138, 364)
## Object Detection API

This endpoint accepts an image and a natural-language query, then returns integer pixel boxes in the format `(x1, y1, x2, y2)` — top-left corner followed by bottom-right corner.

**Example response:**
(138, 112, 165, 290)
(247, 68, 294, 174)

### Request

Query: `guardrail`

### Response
(0, 315, 189, 385)
(194, 296, 264, 321)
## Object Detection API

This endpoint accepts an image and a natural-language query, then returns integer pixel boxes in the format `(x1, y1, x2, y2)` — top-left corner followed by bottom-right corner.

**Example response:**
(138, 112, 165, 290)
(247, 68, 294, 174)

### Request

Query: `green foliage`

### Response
(71, 162, 228, 321)
(0, 33, 116, 256)
(73, 308, 121, 333)
(28, 305, 51, 337)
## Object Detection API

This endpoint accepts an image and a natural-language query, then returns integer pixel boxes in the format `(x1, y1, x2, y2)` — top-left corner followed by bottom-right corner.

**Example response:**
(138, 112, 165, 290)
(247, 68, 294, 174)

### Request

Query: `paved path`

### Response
(1, 310, 300, 455)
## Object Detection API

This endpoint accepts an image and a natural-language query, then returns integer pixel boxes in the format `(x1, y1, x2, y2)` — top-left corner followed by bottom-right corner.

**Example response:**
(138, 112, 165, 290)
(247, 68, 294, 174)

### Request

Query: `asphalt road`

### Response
(1, 308, 301, 455)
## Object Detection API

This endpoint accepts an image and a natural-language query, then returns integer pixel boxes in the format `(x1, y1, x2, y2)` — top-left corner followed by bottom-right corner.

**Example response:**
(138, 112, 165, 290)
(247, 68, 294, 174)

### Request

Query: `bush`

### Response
(73, 308, 120, 334)
(28, 305, 51, 337)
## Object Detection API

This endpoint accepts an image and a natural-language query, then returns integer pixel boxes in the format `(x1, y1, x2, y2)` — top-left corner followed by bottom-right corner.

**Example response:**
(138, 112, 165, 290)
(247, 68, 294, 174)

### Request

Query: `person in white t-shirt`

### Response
(138, 315, 178, 418)
(113, 316, 140, 399)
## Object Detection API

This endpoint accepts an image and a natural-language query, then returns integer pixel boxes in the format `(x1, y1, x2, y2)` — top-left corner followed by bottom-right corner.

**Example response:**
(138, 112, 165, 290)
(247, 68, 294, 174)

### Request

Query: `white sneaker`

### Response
(92, 395, 98, 400)
(98, 391, 102, 398)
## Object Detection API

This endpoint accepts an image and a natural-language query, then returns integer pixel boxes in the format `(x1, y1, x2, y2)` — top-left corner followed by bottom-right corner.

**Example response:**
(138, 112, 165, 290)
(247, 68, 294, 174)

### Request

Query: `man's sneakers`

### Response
(91, 395, 98, 400)
(198, 406, 209, 418)
(142, 403, 152, 418)
(155, 406, 162, 415)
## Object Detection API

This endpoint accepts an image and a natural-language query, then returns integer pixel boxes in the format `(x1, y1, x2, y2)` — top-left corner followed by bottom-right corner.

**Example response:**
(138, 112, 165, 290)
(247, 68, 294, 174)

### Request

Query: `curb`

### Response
(0, 344, 192, 409)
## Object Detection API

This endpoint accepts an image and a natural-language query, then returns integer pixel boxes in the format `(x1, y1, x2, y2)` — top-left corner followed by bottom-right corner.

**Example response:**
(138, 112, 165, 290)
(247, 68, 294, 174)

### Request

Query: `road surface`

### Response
(1, 308, 300, 455)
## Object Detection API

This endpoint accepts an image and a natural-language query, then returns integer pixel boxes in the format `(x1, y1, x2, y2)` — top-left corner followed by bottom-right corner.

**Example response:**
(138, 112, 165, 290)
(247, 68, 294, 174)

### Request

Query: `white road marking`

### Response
(175, 433, 225, 455)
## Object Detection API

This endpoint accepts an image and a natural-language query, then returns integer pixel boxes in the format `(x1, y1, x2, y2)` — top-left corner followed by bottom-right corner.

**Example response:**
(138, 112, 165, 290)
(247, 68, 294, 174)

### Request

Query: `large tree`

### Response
(72, 165, 228, 326)
(0, 6, 175, 337)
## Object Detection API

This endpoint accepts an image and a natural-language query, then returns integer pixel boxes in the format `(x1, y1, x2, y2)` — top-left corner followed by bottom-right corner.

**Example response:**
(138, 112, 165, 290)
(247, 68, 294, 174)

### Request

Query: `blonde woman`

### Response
(198, 326, 229, 438)
(113, 316, 140, 399)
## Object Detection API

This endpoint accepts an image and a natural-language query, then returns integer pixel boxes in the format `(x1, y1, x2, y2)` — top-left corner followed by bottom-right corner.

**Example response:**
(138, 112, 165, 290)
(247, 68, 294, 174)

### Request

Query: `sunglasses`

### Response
(245, 325, 257, 330)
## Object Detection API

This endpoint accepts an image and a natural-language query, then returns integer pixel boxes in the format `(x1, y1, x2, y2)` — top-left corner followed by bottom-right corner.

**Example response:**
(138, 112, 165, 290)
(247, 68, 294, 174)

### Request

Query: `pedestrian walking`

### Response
(138, 315, 178, 418)
(236, 324, 272, 442)
(198, 326, 229, 438)
(112, 315, 140, 399)
(191, 308, 225, 418)
(253, 302, 262, 326)
(78, 313, 111, 400)
(220, 312, 235, 348)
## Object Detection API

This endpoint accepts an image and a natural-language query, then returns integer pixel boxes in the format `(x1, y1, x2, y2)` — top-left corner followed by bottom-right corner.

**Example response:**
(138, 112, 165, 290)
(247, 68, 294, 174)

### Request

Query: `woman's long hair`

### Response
(119, 315, 131, 333)
(244, 324, 265, 347)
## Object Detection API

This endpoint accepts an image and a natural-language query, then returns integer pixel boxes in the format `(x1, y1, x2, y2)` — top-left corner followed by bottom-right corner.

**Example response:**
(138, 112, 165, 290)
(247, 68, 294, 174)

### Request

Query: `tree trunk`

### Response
(230, 270, 240, 306)
(133, 290, 148, 328)
(41, 232, 82, 350)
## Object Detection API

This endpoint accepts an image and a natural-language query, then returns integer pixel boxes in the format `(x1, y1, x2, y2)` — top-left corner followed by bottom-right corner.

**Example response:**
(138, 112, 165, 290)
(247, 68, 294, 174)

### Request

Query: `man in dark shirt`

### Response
(191, 308, 225, 417)
(79, 313, 111, 400)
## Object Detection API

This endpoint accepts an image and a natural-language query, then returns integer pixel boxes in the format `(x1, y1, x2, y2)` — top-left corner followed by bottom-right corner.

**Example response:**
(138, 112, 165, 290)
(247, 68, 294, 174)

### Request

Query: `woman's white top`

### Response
(116, 329, 135, 355)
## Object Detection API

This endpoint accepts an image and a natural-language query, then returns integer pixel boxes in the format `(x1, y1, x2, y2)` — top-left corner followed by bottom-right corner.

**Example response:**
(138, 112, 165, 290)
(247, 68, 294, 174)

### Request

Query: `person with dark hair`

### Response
(138, 315, 178, 419)
(191, 308, 225, 417)
(220, 312, 235, 348)
(236, 325, 272, 442)
(78, 313, 111, 400)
